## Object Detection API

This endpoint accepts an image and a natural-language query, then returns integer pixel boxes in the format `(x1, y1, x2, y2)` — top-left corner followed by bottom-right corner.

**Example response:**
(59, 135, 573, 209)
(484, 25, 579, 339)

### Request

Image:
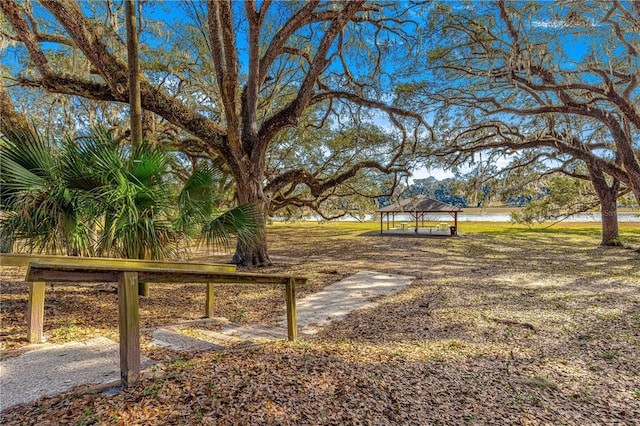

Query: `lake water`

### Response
(290, 212, 640, 223)
(456, 212, 639, 222)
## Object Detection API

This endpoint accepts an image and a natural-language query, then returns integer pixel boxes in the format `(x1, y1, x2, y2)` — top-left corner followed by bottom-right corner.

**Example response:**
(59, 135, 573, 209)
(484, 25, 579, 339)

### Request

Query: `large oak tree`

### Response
(1, 1, 428, 265)
(408, 0, 639, 245)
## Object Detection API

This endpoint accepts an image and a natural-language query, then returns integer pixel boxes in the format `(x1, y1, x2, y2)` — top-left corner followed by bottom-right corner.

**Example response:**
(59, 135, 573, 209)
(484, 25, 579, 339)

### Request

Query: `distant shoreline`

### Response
(460, 206, 640, 215)
(273, 207, 640, 223)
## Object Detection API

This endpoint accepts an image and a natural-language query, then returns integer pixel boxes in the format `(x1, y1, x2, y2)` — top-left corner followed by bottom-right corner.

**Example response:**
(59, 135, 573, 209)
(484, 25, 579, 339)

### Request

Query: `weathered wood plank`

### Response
(27, 268, 119, 283)
(118, 271, 140, 387)
(25, 262, 307, 285)
(205, 283, 215, 318)
(27, 281, 46, 344)
(1, 253, 235, 272)
(285, 278, 298, 341)
(138, 271, 303, 285)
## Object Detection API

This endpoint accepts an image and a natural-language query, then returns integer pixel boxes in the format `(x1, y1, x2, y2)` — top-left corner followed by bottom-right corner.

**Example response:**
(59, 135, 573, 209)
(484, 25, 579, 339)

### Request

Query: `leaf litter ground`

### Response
(1, 222, 639, 424)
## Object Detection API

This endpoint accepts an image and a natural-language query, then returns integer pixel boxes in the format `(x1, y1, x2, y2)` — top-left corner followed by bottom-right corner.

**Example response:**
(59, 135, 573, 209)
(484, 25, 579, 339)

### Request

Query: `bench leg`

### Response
(118, 271, 141, 388)
(138, 282, 149, 297)
(27, 281, 46, 343)
(205, 283, 215, 318)
(285, 278, 297, 341)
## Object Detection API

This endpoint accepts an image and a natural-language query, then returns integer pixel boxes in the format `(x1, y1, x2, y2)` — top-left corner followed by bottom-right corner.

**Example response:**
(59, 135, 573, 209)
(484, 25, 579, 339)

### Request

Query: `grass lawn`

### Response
(1, 221, 639, 424)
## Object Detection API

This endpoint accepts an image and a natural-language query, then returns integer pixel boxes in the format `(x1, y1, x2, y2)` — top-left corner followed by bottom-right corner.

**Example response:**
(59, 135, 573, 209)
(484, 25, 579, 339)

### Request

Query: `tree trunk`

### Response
(142, 110, 156, 144)
(126, 0, 143, 148)
(606, 118, 640, 207)
(588, 163, 622, 247)
(231, 168, 272, 267)
(599, 191, 621, 247)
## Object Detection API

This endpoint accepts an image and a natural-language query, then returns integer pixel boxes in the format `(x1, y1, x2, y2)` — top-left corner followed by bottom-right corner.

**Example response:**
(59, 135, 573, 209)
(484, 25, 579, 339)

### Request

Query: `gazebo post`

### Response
(380, 213, 383, 234)
(454, 212, 458, 235)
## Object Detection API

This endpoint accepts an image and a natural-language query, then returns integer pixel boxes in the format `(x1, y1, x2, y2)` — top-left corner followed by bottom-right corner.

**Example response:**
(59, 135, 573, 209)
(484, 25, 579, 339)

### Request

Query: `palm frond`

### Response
(200, 203, 261, 251)
(1, 131, 56, 204)
(0, 125, 91, 255)
(129, 141, 168, 184)
(174, 163, 219, 233)
(0, 124, 56, 180)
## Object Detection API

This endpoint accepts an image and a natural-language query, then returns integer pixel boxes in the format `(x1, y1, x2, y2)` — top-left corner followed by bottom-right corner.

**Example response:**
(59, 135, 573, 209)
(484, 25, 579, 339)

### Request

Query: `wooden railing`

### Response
(0, 254, 307, 387)
(0, 253, 237, 297)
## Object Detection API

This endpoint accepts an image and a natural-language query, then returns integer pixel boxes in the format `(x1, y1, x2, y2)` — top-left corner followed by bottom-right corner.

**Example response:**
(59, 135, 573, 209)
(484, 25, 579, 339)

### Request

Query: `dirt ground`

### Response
(1, 222, 639, 425)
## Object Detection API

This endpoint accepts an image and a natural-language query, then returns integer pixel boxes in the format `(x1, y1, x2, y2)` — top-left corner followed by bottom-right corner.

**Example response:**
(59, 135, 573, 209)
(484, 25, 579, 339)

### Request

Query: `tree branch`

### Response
(257, 1, 366, 150)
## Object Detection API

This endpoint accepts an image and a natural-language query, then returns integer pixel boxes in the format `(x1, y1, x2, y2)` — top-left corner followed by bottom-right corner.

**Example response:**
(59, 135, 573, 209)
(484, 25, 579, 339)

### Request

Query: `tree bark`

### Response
(126, 0, 142, 148)
(599, 190, 621, 247)
(231, 163, 272, 266)
(587, 163, 622, 247)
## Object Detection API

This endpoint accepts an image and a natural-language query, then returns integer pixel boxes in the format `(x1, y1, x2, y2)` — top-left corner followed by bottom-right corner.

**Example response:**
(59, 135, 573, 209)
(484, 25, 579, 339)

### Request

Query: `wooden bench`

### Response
(1, 253, 236, 343)
(1, 254, 307, 387)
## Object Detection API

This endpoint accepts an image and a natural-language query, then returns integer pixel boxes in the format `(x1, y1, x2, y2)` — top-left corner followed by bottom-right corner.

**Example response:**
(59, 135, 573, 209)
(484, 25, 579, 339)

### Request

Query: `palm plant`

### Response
(1, 125, 259, 259)
(62, 128, 179, 259)
(0, 126, 94, 255)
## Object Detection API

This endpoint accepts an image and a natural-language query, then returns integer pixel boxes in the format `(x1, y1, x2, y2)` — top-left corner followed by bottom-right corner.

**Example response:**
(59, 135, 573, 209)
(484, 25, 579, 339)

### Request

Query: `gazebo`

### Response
(376, 196, 463, 235)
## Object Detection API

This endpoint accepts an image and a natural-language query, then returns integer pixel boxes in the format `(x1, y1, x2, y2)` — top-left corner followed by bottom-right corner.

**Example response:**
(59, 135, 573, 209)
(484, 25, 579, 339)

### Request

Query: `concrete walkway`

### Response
(278, 271, 415, 335)
(0, 270, 414, 411)
(0, 337, 153, 411)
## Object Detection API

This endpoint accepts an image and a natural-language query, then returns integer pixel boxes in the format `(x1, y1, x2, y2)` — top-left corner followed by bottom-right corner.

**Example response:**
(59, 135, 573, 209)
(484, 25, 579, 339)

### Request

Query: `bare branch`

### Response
(258, 1, 366, 148)
(1, 0, 54, 76)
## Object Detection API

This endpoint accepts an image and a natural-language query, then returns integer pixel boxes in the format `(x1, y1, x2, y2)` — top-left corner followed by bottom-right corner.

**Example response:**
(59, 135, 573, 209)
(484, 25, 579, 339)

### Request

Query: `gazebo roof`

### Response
(376, 196, 463, 213)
